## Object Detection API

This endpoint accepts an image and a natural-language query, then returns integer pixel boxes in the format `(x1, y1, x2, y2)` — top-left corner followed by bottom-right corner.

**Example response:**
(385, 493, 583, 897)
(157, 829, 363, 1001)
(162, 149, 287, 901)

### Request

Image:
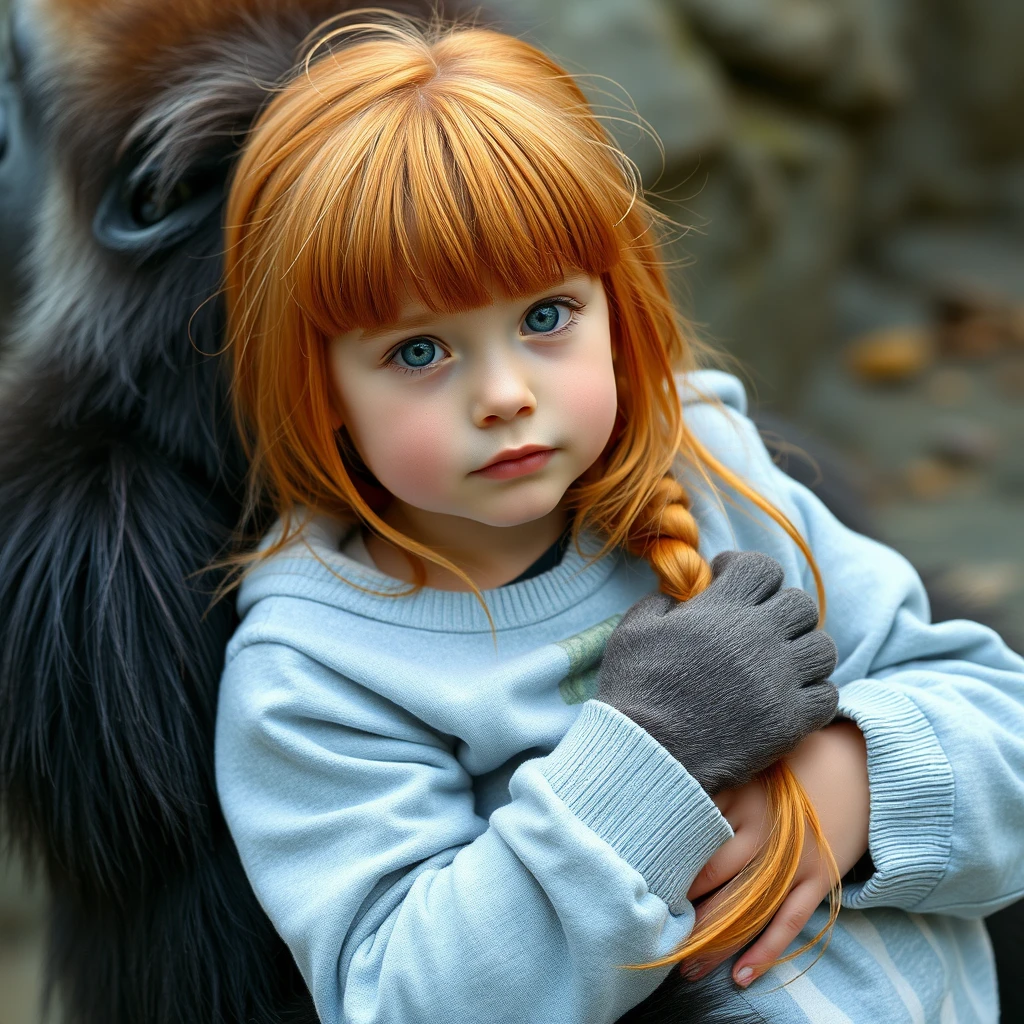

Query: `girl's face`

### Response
(328, 273, 618, 531)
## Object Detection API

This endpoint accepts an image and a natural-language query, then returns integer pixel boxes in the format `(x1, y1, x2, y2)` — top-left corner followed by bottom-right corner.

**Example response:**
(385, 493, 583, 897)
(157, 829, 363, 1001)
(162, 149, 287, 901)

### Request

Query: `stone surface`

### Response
(675, 0, 910, 111)
(660, 94, 857, 408)
(904, 457, 961, 502)
(798, 317, 1024, 638)
(491, 0, 731, 183)
(940, 312, 1011, 361)
(855, 0, 1024, 231)
(820, 0, 910, 111)
(928, 417, 1000, 467)
(877, 224, 1024, 307)
(924, 367, 975, 408)
(993, 356, 1024, 400)
(832, 270, 932, 343)
(939, 0, 1024, 162)
(931, 562, 1024, 611)
(671, 0, 843, 83)
(879, 497, 1024, 633)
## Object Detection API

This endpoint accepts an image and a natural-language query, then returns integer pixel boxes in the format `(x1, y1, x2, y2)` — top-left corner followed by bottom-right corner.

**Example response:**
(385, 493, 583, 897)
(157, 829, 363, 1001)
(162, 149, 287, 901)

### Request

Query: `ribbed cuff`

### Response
(837, 681, 955, 910)
(541, 700, 733, 908)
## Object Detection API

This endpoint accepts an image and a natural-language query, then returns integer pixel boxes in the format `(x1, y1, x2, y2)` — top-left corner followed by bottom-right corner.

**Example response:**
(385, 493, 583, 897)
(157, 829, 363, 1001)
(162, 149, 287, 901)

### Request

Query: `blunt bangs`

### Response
(275, 52, 636, 335)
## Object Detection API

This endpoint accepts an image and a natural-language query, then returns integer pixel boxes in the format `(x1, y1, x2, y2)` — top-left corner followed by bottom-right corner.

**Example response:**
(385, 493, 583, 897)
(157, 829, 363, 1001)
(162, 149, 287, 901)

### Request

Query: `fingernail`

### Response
(735, 966, 754, 987)
(682, 963, 706, 982)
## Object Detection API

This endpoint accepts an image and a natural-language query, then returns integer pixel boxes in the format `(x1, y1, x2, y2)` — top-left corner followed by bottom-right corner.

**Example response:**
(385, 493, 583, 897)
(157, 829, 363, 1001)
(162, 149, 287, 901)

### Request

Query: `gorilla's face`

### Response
(0, 0, 471, 475)
(0, 0, 342, 474)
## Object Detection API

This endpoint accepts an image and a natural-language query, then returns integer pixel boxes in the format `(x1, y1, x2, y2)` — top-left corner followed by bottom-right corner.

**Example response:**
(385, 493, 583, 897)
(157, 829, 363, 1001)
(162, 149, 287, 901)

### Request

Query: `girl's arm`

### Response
(215, 637, 730, 1024)
(682, 370, 1024, 918)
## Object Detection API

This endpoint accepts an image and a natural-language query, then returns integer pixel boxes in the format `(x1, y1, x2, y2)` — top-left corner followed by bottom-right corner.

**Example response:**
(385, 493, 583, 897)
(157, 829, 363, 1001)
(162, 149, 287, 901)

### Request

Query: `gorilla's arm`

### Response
(0, 369, 316, 1023)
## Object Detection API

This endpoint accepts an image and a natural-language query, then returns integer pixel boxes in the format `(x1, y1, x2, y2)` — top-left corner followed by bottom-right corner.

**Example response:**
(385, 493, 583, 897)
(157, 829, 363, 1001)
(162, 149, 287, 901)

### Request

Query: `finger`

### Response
(680, 888, 747, 982)
(776, 683, 841, 753)
(687, 828, 762, 901)
(707, 550, 785, 605)
(731, 878, 827, 988)
(789, 630, 839, 685)
(763, 587, 819, 639)
(793, 681, 841, 738)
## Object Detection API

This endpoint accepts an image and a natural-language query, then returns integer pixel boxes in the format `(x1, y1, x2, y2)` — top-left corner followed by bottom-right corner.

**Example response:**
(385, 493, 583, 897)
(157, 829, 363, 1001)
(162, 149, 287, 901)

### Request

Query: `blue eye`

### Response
(523, 303, 570, 334)
(392, 338, 443, 371)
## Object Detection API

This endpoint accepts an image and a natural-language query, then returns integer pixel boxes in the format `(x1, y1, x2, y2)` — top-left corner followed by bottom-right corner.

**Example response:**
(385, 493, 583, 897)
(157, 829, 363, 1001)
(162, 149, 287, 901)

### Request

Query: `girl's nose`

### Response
(471, 360, 537, 427)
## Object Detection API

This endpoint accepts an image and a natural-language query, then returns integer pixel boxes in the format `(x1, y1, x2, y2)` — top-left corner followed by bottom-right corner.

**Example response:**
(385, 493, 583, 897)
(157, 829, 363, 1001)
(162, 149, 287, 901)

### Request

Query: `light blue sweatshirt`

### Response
(215, 371, 1024, 1023)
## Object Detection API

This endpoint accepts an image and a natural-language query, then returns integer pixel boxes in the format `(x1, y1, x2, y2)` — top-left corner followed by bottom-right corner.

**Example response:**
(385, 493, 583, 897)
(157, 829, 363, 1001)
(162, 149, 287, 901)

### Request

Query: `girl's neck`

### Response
(364, 501, 571, 591)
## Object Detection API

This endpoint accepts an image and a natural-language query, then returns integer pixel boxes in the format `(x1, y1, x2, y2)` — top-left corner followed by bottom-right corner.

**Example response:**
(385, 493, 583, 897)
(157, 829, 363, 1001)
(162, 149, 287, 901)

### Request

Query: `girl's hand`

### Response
(684, 720, 871, 987)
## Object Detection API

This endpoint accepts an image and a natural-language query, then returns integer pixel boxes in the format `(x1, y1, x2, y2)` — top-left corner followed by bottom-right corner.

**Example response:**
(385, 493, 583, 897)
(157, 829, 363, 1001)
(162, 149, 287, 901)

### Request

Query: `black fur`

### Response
(0, 356, 317, 1024)
(0, 3, 441, 1022)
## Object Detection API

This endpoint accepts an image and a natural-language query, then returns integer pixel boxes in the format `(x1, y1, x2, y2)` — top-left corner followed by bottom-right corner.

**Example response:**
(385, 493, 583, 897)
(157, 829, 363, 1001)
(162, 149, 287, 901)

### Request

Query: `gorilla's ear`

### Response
(93, 146, 229, 262)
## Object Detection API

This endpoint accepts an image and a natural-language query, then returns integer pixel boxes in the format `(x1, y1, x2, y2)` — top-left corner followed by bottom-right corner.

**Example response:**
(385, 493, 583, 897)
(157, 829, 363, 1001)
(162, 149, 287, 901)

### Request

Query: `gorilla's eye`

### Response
(130, 177, 194, 227)
(126, 163, 224, 229)
(94, 152, 228, 262)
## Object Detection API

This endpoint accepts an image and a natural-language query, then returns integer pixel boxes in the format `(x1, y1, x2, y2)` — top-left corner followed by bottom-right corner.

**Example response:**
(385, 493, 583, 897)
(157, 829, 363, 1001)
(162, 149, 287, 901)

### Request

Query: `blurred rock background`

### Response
(1, 0, 1022, 1021)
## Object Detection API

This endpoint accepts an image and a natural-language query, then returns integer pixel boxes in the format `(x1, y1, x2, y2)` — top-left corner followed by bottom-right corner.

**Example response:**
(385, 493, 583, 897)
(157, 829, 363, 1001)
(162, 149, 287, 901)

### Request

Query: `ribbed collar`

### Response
(238, 514, 622, 633)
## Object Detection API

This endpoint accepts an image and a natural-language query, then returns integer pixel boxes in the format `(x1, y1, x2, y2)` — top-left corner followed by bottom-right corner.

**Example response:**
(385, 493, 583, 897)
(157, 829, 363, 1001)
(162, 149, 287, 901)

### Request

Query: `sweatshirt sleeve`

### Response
(215, 638, 732, 1024)
(680, 370, 1024, 918)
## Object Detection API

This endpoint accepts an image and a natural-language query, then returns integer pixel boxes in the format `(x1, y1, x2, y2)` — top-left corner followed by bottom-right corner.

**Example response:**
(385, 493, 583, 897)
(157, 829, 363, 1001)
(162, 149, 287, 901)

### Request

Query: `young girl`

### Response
(214, 12, 1024, 1023)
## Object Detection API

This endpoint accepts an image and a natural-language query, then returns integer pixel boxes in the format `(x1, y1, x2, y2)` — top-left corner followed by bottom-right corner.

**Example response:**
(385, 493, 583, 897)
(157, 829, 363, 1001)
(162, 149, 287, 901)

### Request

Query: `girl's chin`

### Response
(468, 502, 567, 530)
(387, 484, 569, 529)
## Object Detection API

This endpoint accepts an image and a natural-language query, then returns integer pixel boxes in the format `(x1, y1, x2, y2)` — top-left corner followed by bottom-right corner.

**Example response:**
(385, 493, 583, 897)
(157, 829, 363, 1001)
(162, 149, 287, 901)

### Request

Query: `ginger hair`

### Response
(223, 10, 839, 975)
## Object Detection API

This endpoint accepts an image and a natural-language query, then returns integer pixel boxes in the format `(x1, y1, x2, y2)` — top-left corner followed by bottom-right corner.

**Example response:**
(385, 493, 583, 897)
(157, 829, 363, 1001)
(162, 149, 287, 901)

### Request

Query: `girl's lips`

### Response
(471, 448, 556, 480)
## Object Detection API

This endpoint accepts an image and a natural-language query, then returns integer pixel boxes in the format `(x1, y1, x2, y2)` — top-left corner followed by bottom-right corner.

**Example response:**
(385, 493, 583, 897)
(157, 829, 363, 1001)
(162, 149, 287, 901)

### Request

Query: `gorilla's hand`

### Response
(597, 550, 839, 794)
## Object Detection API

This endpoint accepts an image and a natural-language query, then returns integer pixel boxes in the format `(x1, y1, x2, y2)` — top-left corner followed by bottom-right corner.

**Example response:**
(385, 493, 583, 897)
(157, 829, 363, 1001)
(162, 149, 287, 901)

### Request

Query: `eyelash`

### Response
(384, 297, 586, 377)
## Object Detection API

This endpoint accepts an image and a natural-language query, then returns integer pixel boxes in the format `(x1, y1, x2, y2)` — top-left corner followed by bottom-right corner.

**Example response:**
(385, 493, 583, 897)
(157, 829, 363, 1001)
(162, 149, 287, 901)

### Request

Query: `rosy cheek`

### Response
(554, 354, 618, 460)
(354, 393, 456, 505)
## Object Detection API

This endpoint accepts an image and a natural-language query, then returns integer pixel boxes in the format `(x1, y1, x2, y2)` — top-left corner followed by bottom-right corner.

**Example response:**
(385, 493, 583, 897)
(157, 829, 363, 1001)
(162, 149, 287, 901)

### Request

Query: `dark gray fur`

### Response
(598, 551, 839, 795)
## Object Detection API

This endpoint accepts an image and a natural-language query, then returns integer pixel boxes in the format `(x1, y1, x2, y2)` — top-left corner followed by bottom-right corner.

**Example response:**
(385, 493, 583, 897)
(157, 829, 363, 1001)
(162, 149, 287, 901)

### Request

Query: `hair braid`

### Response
(623, 475, 712, 600)
(623, 471, 841, 975)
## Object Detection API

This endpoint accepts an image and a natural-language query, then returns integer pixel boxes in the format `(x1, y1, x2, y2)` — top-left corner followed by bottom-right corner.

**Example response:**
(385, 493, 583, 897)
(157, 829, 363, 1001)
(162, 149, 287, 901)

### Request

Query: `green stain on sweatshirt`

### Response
(556, 613, 623, 705)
